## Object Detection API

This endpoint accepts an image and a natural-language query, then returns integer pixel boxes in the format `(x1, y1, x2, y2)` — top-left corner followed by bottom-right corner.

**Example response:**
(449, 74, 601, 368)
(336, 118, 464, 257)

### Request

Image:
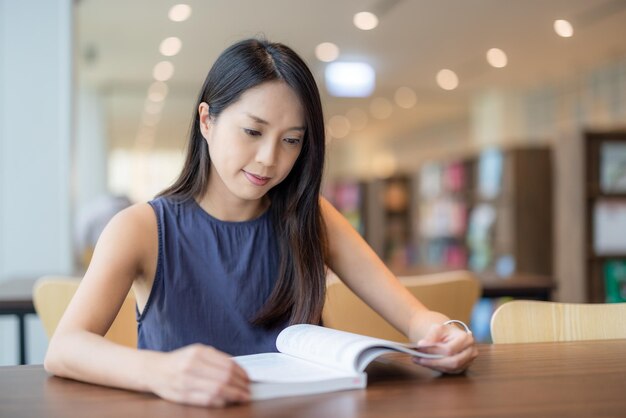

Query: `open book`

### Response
(233, 324, 443, 401)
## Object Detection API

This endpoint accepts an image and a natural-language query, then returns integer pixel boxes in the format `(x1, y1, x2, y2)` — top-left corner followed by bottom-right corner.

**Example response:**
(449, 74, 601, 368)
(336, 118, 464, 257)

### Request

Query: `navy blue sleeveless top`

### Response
(137, 196, 288, 355)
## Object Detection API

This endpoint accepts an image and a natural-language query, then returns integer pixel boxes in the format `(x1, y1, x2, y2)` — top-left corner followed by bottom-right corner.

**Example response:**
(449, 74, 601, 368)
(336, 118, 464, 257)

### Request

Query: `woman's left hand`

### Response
(412, 323, 478, 374)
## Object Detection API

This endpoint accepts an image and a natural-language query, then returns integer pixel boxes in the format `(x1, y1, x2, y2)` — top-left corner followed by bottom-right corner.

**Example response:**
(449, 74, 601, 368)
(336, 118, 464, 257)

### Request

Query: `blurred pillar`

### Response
(75, 86, 108, 211)
(0, 0, 73, 364)
(0, 0, 74, 279)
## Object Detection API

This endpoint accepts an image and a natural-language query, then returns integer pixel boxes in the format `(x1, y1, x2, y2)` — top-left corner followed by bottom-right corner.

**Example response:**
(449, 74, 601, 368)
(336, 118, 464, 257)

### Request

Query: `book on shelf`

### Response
(477, 148, 503, 199)
(419, 162, 442, 198)
(443, 160, 466, 192)
(604, 260, 626, 302)
(467, 203, 496, 271)
(233, 324, 443, 401)
(593, 201, 626, 254)
(600, 142, 626, 193)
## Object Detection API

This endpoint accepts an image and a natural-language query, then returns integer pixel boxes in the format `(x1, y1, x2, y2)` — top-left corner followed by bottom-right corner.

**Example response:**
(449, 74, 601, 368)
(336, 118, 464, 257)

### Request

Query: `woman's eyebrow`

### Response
(246, 112, 305, 132)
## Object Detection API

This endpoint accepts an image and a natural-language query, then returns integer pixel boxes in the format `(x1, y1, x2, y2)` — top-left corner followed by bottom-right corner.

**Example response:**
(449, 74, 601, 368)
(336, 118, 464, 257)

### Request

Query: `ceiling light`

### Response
(394, 87, 417, 109)
(315, 42, 340, 62)
(346, 108, 368, 131)
(486, 48, 507, 68)
(554, 19, 574, 37)
(328, 115, 351, 138)
(325, 62, 375, 97)
(153, 61, 174, 81)
(147, 81, 168, 102)
(169, 4, 192, 22)
(370, 97, 393, 119)
(353, 12, 378, 30)
(159, 37, 182, 57)
(436, 69, 459, 90)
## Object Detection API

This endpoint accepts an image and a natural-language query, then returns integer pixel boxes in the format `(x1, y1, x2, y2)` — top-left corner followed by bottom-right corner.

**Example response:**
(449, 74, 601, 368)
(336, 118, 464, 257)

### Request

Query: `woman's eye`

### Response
(244, 128, 262, 137)
(284, 137, 302, 145)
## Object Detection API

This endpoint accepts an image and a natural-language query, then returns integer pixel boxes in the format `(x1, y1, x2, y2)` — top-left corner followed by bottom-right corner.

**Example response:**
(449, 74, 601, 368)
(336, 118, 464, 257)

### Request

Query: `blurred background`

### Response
(2, 0, 626, 364)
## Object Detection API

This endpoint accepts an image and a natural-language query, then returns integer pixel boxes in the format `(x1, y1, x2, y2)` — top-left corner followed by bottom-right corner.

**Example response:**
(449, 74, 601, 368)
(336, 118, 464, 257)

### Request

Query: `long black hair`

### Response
(158, 38, 328, 327)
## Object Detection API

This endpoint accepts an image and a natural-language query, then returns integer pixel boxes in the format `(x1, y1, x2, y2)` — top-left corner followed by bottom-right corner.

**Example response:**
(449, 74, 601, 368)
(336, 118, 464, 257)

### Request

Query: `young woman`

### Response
(45, 38, 477, 407)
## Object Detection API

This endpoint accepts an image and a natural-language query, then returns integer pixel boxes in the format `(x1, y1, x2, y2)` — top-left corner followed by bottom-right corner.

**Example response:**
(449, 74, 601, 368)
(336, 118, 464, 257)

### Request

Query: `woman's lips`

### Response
(243, 171, 271, 186)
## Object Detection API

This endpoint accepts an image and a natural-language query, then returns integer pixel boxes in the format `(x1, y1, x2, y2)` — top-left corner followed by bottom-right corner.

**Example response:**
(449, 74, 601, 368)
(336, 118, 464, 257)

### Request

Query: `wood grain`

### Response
(1, 340, 626, 418)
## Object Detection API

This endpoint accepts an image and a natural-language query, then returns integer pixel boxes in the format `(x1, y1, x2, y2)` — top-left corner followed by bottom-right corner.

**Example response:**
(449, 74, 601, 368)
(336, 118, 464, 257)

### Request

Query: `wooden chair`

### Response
(33, 276, 137, 348)
(490, 300, 626, 343)
(322, 270, 481, 342)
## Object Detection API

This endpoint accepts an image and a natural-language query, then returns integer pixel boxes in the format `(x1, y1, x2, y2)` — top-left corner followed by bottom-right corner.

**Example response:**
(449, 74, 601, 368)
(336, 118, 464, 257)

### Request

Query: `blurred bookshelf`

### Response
(414, 159, 473, 271)
(414, 147, 554, 341)
(326, 146, 554, 286)
(360, 176, 414, 269)
(323, 180, 366, 236)
(325, 146, 555, 342)
(413, 147, 553, 280)
(584, 131, 626, 303)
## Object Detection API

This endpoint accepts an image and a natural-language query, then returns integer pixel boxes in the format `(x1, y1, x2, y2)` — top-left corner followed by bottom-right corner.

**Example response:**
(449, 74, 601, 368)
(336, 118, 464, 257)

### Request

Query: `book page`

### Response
(276, 324, 442, 373)
(233, 353, 359, 383)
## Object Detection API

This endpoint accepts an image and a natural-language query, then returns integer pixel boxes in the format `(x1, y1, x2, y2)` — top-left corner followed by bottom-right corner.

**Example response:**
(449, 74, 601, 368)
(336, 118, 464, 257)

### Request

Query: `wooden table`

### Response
(0, 278, 38, 365)
(1, 339, 625, 417)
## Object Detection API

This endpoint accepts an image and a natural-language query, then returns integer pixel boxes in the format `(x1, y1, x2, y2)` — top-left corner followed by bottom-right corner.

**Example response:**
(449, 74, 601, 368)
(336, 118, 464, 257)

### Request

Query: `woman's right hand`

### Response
(148, 344, 251, 407)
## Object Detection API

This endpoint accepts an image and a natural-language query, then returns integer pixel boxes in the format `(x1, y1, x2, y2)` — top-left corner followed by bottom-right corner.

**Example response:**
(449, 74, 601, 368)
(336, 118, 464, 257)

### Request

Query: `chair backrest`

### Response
(490, 300, 626, 343)
(322, 270, 481, 342)
(33, 276, 137, 348)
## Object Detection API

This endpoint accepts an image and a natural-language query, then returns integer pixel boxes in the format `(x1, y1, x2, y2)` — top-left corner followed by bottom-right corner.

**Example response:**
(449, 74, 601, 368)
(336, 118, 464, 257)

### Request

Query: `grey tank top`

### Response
(137, 196, 288, 355)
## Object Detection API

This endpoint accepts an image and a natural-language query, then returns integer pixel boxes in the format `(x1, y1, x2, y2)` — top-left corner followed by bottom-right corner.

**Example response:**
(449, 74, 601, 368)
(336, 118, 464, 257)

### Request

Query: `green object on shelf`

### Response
(604, 260, 626, 303)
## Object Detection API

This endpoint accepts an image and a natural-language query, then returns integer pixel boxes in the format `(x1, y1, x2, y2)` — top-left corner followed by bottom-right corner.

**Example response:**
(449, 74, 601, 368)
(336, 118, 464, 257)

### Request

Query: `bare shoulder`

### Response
(52, 203, 159, 339)
(104, 203, 156, 239)
(90, 203, 158, 278)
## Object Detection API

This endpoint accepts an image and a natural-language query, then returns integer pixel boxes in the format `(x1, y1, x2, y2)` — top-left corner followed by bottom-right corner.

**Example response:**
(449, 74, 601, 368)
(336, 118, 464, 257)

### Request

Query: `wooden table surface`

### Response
(1, 339, 625, 418)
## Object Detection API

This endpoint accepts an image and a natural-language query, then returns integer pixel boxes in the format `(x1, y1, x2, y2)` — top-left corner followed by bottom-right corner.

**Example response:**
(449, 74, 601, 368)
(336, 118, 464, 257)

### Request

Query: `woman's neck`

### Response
(195, 192, 269, 222)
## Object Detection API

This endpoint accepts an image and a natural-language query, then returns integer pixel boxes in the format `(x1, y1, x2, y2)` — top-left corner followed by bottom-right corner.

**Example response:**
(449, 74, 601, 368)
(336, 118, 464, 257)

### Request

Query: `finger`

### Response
(419, 326, 474, 356)
(206, 358, 250, 391)
(414, 344, 472, 368)
(436, 331, 475, 357)
(414, 345, 478, 373)
(182, 377, 251, 406)
(190, 363, 250, 394)
(182, 390, 229, 408)
(217, 362, 251, 393)
(413, 343, 446, 356)
(415, 325, 456, 356)
(195, 348, 250, 387)
(206, 380, 251, 405)
(202, 348, 249, 380)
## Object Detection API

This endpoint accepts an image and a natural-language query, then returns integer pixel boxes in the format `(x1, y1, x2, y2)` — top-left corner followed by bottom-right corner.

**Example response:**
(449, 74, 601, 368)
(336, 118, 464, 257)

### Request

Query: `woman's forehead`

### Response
(230, 81, 305, 125)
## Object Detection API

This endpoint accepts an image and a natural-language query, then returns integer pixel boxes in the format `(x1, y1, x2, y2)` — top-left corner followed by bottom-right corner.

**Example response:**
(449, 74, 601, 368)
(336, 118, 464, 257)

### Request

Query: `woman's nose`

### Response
(256, 139, 278, 167)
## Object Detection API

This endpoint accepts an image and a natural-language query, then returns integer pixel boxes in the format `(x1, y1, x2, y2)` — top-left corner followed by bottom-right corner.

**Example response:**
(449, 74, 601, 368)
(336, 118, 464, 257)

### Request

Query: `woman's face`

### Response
(199, 80, 305, 208)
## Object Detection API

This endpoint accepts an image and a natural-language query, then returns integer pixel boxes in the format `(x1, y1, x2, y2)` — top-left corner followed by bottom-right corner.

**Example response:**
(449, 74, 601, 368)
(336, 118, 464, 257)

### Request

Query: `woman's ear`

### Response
(198, 102, 212, 139)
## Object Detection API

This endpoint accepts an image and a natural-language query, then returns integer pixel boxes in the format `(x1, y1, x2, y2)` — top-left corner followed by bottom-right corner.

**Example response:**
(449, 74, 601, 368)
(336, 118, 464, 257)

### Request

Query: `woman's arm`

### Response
(44, 204, 249, 406)
(321, 198, 477, 373)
